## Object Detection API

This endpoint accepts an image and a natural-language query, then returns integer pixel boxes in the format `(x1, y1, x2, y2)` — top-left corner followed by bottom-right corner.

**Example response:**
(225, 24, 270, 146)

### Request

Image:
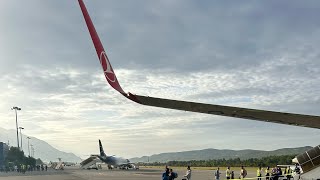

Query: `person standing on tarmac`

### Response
(162, 168, 170, 180)
(239, 166, 247, 179)
(226, 167, 231, 180)
(271, 166, 278, 180)
(183, 166, 192, 180)
(286, 166, 292, 180)
(265, 166, 270, 180)
(214, 167, 221, 180)
(168, 168, 177, 180)
(257, 166, 262, 180)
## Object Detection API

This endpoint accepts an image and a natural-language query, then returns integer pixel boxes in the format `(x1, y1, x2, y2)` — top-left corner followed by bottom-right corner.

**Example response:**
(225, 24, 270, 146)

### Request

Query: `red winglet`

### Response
(78, 0, 140, 103)
(78, 0, 124, 94)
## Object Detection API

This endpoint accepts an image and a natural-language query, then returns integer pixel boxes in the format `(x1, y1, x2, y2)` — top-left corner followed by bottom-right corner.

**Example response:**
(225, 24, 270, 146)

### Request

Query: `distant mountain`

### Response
(130, 146, 312, 163)
(0, 127, 81, 163)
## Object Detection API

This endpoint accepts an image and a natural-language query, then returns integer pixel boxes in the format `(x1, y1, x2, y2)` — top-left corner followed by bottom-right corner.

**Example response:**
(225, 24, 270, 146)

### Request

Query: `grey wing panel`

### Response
(135, 95, 320, 129)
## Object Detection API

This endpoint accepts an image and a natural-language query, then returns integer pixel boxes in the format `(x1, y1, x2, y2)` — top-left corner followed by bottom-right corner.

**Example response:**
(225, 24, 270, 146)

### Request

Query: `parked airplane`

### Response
(98, 139, 137, 169)
(78, 0, 319, 177)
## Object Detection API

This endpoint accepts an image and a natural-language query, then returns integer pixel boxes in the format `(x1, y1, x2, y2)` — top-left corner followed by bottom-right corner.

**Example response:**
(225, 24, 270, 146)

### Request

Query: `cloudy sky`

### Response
(0, 0, 320, 159)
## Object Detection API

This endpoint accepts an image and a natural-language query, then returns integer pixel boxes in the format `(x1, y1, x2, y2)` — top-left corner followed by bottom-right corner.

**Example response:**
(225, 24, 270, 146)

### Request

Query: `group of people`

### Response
(162, 164, 301, 180)
(162, 165, 192, 180)
(214, 164, 301, 180)
(215, 166, 246, 180)
(264, 165, 300, 180)
(0, 164, 48, 173)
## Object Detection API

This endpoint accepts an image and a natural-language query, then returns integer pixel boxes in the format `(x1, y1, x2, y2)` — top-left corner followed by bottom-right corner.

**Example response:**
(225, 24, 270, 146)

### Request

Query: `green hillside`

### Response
(130, 146, 312, 163)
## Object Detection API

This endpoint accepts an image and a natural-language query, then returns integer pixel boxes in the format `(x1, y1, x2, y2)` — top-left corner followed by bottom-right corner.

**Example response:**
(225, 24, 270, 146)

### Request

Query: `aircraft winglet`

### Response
(78, 0, 140, 103)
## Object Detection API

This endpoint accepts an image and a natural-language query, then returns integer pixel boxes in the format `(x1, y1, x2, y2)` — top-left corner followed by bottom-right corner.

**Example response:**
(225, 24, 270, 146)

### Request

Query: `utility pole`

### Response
(19, 127, 24, 151)
(11, 106, 21, 149)
(27, 137, 31, 157)
(30, 144, 33, 157)
(30, 144, 35, 157)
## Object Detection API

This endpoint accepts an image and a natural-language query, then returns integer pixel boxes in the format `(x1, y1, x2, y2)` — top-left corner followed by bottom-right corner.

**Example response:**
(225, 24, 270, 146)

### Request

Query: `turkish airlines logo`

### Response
(99, 51, 116, 82)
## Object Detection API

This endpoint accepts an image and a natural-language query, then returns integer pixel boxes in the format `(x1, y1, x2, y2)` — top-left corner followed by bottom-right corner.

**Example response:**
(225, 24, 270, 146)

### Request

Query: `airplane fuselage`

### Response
(98, 155, 128, 167)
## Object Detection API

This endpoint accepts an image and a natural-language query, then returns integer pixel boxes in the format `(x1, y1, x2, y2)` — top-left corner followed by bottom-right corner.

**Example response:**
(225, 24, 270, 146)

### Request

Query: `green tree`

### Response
(25, 156, 36, 167)
(5, 147, 24, 165)
(5, 147, 38, 167)
(138, 154, 297, 167)
(36, 158, 43, 165)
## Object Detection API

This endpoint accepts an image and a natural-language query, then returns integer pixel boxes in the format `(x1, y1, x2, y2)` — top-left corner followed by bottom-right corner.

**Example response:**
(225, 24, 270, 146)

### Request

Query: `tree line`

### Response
(3, 147, 43, 169)
(138, 155, 296, 167)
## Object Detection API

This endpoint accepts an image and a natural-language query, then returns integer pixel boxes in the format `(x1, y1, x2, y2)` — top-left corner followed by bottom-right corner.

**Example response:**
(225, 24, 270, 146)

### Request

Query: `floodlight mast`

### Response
(27, 137, 31, 157)
(11, 106, 21, 149)
(19, 127, 24, 151)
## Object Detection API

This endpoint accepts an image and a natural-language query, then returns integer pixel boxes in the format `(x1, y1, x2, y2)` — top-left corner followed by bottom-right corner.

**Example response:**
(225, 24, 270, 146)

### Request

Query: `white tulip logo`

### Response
(99, 51, 116, 82)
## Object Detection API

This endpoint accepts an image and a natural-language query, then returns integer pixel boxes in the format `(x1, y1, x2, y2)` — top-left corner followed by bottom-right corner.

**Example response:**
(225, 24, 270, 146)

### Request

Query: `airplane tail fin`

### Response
(99, 139, 106, 157)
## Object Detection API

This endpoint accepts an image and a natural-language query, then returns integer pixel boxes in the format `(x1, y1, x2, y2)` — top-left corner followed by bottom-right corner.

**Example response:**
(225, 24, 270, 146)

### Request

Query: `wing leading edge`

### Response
(78, 0, 320, 129)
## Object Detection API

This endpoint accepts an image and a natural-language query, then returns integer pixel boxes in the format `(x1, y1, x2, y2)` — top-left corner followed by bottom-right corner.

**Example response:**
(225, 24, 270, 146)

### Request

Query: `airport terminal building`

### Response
(0, 142, 9, 168)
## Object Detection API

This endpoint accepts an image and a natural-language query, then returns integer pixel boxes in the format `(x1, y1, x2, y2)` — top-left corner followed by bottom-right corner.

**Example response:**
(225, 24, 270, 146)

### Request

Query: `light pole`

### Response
(27, 137, 31, 157)
(11, 106, 21, 149)
(30, 144, 34, 157)
(19, 127, 24, 151)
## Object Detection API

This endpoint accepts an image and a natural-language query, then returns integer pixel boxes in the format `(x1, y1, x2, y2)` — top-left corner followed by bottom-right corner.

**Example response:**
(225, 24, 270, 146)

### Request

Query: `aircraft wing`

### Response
(133, 95, 320, 129)
(78, 0, 320, 129)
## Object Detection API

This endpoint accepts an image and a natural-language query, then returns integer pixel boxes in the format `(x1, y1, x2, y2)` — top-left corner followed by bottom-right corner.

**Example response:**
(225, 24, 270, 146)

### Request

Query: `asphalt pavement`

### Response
(0, 166, 257, 180)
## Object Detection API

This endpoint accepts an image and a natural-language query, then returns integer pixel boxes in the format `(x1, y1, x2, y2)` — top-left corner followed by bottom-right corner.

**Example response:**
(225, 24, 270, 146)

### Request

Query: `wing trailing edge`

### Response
(78, 0, 320, 129)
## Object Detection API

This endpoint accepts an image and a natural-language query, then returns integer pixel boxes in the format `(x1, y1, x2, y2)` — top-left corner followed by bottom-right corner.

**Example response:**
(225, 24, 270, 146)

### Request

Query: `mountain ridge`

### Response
(130, 146, 312, 163)
(0, 127, 81, 163)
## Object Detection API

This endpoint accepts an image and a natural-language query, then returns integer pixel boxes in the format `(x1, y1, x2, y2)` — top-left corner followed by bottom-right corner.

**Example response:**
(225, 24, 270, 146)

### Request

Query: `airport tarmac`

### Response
(0, 166, 257, 180)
